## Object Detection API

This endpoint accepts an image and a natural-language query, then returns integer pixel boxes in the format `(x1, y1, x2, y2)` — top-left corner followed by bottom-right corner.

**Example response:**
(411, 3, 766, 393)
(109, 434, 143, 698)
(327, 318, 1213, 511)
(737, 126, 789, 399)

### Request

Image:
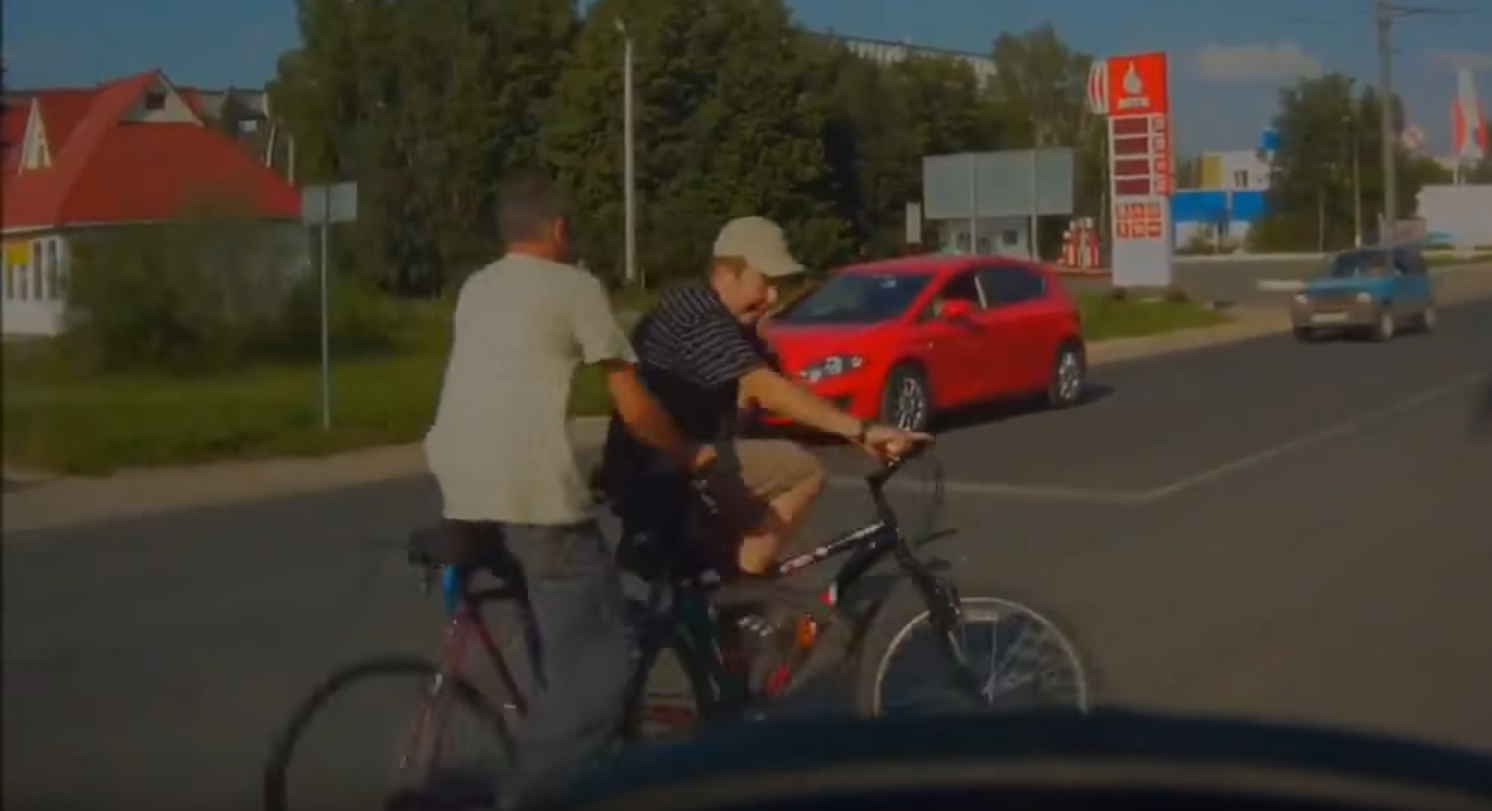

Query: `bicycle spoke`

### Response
(866, 596, 1090, 717)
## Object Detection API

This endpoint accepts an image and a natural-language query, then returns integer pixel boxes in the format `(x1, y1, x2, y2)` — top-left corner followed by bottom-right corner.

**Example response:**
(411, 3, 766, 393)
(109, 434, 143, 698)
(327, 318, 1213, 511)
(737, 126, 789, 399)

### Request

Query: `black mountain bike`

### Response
(262, 443, 1091, 811)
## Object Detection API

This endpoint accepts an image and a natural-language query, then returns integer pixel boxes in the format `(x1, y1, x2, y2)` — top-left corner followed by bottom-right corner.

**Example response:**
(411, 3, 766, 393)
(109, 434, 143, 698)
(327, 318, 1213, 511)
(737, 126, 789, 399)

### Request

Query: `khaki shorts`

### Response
(701, 438, 824, 533)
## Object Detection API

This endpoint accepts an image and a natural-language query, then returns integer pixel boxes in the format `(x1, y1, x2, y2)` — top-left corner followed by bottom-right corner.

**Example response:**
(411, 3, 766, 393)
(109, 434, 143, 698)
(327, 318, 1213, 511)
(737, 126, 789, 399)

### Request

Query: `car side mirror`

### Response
(940, 299, 975, 321)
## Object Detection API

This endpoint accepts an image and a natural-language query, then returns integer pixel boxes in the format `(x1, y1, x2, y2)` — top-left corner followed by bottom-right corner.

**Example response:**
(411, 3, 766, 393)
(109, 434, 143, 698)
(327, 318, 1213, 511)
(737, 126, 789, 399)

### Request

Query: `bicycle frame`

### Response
(396, 565, 532, 774)
(433, 568, 529, 715)
(657, 448, 957, 704)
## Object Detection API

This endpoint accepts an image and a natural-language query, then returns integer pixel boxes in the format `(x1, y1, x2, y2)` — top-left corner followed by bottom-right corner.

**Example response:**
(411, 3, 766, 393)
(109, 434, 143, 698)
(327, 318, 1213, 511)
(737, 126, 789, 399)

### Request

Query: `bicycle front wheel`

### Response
(263, 656, 511, 811)
(853, 584, 1093, 718)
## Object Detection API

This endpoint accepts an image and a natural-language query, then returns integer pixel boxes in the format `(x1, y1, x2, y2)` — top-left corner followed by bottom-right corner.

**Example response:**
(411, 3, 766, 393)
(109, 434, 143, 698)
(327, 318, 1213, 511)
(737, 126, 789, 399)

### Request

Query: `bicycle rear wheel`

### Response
(263, 656, 511, 811)
(852, 583, 1092, 718)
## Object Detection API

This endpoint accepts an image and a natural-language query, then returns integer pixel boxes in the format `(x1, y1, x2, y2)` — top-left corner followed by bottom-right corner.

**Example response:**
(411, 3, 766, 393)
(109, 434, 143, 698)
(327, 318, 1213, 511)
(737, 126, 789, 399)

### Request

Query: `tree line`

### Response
(265, 0, 1485, 293)
(267, 0, 1101, 295)
(1251, 72, 1466, 252)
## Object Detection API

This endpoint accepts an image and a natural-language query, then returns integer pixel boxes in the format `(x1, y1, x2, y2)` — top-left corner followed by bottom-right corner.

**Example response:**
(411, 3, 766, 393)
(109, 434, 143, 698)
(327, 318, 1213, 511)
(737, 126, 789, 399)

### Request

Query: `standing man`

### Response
(422, 170, 711, 809)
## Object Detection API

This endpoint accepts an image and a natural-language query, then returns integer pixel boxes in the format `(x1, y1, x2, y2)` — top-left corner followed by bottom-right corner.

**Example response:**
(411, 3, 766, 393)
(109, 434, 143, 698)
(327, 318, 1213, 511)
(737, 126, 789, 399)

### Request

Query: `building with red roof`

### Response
(2, 70, 301, 335)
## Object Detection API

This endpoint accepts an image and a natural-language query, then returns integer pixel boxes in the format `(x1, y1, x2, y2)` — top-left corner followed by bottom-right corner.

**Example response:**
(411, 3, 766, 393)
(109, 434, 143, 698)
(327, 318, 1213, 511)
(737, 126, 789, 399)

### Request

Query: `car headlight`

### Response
(1355, 291, 1372, 304)
(799, 354, 864, 383)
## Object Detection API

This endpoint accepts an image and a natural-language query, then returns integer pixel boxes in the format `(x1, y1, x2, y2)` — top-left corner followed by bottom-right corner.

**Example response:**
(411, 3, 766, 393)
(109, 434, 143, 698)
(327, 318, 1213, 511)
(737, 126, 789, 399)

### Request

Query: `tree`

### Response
(989, 24, 1104, 232)
(807, 42, 920, 258)
(1255, 73, 1368, 251)
(1464, 159, 1492, 184)
(270, 0, 577, 295)
(1256, 74, 1438, 252)
(542, 0, 844, 286)
(1175, 155, 1202, 190)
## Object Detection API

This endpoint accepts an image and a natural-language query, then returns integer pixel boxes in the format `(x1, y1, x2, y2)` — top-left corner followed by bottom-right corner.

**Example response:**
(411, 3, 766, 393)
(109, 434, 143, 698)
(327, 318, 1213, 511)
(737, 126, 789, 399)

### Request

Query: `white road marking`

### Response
(1142, 372, 1483, 501)
(827, 372, 1483, 506)
(827, 475, 1149, 505)
(1256, 279, 1306, 292)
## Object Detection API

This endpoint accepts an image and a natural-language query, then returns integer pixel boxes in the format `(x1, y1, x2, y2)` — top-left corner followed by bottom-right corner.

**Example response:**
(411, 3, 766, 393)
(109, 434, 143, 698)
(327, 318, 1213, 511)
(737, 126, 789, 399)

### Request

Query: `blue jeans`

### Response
(500, 521, 632, 809)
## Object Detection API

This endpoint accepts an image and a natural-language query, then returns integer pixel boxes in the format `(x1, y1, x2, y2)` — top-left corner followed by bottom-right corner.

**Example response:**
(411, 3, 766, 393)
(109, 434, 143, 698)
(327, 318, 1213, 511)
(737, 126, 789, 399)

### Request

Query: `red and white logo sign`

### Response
(1105, 52, 1170, 118)
(1087, 61, 1109, 115)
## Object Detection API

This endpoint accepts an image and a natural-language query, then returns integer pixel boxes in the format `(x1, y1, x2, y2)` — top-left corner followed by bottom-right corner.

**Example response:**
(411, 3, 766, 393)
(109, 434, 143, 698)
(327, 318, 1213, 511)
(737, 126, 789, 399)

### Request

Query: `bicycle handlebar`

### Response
(865, 439, 935, 490)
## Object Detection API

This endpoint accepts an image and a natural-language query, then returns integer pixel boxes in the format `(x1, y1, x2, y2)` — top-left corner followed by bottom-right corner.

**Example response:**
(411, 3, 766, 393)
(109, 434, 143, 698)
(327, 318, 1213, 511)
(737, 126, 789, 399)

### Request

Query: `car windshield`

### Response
(1327, 251, 1394, 278)
(774, 271, 933, 325)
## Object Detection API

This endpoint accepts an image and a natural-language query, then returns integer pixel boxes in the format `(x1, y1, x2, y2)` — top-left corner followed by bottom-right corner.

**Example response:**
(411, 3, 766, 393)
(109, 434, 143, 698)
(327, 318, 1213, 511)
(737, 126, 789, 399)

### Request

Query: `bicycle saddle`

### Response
(405, 520, 524, 583)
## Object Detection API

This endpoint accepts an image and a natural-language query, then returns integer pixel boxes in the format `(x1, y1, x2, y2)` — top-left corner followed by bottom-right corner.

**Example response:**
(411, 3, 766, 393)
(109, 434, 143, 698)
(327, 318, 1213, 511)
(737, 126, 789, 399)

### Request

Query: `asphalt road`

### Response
(6, 298, 1492, 810)
(1068, 256, 1490, 306)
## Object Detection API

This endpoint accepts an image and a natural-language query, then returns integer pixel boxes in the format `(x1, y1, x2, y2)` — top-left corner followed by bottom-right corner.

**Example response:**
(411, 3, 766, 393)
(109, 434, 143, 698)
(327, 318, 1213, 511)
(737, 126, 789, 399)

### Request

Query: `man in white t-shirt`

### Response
(421, 170, 713, 809)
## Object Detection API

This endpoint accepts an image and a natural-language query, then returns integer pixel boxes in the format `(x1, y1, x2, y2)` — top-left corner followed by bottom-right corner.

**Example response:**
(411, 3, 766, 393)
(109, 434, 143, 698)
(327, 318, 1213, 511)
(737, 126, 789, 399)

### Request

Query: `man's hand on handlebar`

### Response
(685, 442, 719, 474)
(858, 422, 933, 463)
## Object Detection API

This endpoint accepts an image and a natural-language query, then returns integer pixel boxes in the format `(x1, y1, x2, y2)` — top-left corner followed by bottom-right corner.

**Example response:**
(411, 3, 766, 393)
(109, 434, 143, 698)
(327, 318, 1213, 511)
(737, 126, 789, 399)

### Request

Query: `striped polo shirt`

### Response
(600, 286, 767, 492)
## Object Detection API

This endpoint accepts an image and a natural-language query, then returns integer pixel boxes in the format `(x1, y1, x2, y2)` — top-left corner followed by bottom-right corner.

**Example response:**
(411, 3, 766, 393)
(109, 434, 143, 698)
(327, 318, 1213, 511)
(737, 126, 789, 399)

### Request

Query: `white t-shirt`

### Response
(424, 253, 635, 525)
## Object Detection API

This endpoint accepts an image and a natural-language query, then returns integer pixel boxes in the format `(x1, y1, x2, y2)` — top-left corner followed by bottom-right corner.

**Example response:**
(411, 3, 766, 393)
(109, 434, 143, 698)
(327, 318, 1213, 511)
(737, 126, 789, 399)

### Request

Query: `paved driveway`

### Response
(5, 299, 1492, 810)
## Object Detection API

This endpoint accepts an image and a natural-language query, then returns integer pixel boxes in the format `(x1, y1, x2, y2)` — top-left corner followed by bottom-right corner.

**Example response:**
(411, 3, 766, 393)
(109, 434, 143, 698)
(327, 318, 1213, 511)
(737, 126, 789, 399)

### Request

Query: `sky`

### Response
(3, 0, 1489, 156)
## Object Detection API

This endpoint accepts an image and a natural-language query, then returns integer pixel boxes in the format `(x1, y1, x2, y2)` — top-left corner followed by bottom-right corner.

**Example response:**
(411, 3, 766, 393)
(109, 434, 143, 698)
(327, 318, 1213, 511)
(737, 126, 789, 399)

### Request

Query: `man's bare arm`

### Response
(738, 366, 862, 441)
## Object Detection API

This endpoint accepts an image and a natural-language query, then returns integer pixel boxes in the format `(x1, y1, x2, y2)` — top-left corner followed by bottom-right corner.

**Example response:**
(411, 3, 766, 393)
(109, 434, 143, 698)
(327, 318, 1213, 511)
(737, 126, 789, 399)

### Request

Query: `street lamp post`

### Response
(616, 19, 637, 288)
(1352, 123, 1363, 248)
(1343, 113, 1363, 248)
(1029, 111, 1040, 261)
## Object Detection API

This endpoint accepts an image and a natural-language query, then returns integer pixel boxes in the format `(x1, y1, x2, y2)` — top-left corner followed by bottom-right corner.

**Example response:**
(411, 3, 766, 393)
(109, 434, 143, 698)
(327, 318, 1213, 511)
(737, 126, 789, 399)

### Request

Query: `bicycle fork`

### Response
(909, 569, 987, 704)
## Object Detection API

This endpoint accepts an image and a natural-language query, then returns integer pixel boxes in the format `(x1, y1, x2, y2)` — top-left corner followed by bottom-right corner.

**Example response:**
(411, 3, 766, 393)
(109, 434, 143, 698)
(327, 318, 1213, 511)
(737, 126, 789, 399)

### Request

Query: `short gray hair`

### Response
(496, 170, 565, 243)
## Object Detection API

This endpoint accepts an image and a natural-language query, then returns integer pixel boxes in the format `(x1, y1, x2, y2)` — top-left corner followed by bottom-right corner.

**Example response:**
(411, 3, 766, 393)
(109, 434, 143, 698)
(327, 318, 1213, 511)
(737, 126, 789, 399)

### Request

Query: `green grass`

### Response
(1076, 292, 1227, 340)
(3, 291, 1225, 475)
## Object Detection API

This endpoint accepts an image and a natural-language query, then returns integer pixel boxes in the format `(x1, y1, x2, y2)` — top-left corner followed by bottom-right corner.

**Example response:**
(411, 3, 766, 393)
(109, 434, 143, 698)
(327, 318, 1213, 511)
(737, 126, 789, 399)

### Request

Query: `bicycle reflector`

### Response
(795, 614, 818, 650)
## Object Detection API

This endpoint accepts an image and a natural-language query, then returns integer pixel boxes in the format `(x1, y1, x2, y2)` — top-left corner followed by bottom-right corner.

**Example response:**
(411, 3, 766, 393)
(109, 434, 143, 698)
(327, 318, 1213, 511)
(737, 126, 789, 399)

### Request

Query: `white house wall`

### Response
(2, 235, 69, 336)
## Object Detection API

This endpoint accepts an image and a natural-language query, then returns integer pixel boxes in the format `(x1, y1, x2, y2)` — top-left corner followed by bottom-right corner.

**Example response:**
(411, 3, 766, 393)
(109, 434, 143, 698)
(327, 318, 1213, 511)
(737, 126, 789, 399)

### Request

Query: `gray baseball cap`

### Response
(712, 216, 804, 278)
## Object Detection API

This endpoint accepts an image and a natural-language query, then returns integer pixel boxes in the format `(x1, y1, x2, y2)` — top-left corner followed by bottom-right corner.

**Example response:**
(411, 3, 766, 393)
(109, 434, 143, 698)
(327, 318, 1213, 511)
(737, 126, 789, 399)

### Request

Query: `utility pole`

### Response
(1029, 112, 1040, 261)
(616, 19, 637, 287)
(1375, 0, 1396, 247)
(1352, 129, 1363, 248)
(967, 152, 978, 254)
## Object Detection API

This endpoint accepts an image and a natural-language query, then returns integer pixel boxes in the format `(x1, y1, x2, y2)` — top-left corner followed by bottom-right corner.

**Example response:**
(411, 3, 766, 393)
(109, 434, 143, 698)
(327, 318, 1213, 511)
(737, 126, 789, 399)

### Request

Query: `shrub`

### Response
(56, 200, 399, 375)
(62, 213, 302, 374)
(274, 271, 400, 359)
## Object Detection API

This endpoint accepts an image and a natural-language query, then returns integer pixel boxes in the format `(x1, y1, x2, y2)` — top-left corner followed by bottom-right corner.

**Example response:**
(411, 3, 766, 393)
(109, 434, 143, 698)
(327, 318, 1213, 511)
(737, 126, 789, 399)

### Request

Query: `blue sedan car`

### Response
(1290, 246, 1436, 342)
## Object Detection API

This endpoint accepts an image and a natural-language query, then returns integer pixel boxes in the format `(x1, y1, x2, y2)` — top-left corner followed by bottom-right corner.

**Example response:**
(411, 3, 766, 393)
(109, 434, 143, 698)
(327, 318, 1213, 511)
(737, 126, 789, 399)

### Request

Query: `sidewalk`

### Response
(0, 305, 1341, 535)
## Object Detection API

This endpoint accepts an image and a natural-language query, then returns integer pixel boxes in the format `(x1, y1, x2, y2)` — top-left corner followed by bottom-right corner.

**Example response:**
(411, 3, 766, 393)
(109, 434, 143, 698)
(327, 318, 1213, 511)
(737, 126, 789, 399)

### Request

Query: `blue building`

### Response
(1173, 189, 1267, 250)
(1173, 129, 1275, 250)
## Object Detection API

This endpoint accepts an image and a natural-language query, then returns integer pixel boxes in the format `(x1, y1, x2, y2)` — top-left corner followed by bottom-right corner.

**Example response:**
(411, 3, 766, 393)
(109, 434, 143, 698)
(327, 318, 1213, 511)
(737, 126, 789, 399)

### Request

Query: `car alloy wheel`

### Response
(1047, 344, 1085, 409)
(880, 364, 930, 432)
(894, 376, 927, 430)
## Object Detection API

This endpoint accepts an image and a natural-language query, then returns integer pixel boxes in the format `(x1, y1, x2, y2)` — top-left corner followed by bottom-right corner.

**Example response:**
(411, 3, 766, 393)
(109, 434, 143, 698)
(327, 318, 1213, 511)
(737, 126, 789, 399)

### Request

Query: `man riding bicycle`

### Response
(422, 170, 713, 810)
(599, 216, 930, 586)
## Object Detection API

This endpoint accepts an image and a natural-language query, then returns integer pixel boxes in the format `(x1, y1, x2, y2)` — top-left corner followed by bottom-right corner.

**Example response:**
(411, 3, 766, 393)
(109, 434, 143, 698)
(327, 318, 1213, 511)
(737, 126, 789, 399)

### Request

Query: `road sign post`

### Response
(300, 182, 358, 430)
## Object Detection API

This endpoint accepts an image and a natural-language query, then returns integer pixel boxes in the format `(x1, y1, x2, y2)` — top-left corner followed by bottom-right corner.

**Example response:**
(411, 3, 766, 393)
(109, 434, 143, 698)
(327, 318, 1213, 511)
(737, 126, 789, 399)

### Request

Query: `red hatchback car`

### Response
(760, 254, 1087, 431)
